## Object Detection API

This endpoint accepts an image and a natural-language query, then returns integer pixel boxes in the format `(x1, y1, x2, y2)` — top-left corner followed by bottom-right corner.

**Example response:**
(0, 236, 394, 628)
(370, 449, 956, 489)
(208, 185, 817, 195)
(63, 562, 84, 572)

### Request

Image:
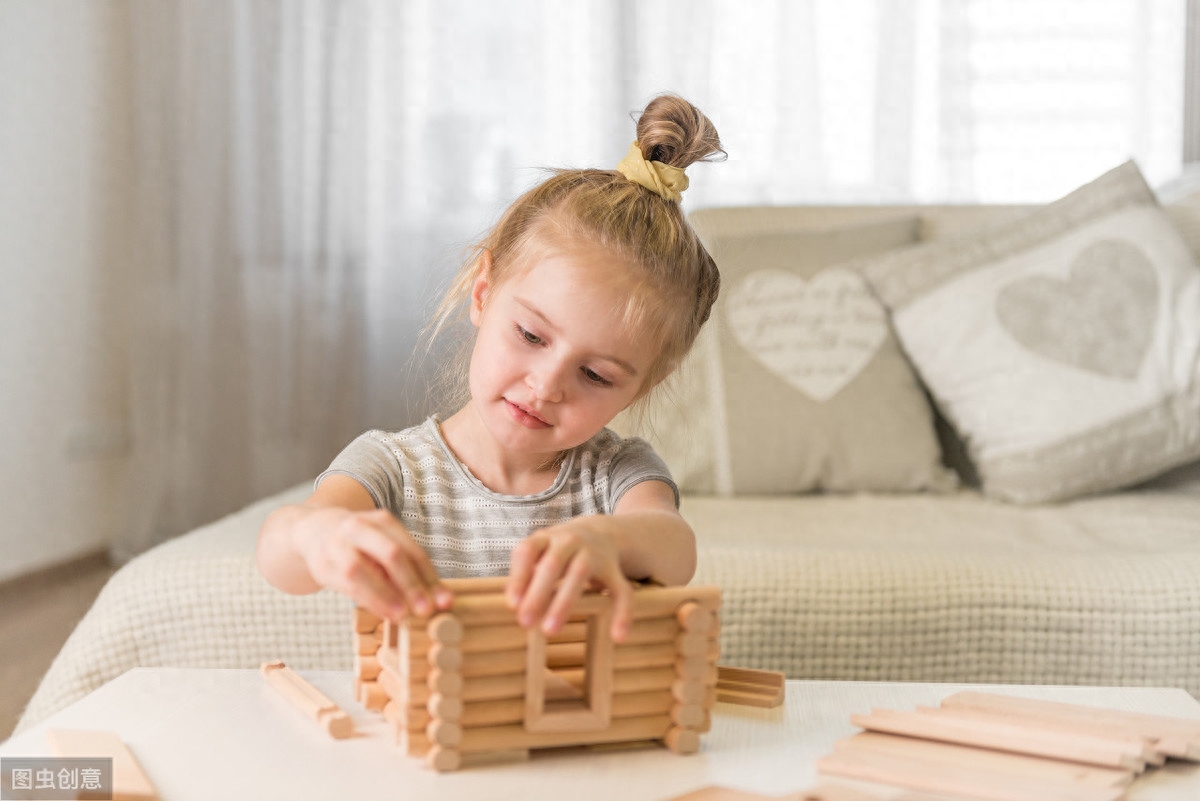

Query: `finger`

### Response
(506, 534, 548, 610)
(328, 552, 407, 623)
(517, 536, 576, 628)
(348, 525, 435, 616)
(540, 553, 591, 635)
(606, 572, 635, 642)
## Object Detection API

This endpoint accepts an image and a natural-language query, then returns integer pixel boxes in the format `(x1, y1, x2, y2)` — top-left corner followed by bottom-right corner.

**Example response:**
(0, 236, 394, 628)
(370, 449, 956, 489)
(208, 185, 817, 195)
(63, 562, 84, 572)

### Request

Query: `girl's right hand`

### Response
(294, 507, 453, 623)
(257, 474, 452, 623)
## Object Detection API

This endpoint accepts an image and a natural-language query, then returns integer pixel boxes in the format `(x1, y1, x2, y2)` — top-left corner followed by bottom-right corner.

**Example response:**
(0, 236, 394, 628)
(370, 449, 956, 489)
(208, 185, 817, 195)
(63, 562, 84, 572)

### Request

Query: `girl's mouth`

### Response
(504, 399, 550, 429)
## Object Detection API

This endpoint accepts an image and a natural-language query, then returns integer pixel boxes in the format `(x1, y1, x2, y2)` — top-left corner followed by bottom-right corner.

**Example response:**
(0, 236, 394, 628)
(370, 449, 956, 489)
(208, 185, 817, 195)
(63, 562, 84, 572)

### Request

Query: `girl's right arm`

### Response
(256, 474, 452, 622)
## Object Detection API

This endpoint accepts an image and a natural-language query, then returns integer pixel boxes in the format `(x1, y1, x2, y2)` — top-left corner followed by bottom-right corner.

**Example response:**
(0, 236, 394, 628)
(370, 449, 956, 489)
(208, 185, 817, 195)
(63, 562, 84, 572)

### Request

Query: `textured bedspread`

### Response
(15, 483, 1200, 734)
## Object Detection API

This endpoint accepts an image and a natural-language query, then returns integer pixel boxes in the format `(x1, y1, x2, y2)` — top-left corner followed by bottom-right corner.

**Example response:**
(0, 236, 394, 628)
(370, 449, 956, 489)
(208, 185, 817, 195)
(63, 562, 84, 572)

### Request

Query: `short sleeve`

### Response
(314, 430, 404, 513)
(605, 436, 680, 511)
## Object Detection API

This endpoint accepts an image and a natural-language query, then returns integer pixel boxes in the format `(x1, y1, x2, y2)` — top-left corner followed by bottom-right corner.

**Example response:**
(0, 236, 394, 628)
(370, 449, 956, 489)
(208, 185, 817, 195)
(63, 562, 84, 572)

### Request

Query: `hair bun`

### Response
(635, 94, 724, 170)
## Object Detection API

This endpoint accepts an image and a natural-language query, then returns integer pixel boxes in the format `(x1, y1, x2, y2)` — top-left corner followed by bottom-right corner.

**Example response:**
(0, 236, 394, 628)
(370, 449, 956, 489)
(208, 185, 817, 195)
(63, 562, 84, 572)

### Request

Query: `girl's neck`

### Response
(437, 406, 564, 496)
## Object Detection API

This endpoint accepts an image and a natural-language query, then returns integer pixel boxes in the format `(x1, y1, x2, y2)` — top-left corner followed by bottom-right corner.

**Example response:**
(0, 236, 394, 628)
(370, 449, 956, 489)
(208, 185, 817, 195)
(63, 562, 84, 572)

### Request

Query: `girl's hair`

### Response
(426, 93, 724, 409)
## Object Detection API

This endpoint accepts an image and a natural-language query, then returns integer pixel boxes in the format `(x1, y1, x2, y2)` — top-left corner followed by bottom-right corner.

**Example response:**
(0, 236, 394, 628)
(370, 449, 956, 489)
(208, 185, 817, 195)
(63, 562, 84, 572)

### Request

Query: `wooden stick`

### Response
(46, 729, 159, 801)
(818, 748, 1127, 801)
(354, 630, 381, 655)
(426, 692, 463, 721)
(260, 661, 355, 739)
(664, 725, 701, 754)
(850, 709, 1146, 771)
(458, 714, 671, 753)
(427, 613, 463, 645)
(715, 666, 785, 708)
(942, 690, 1200, 761)
(353, 606, 382, 634)
(675, 601, 715, 633)
(836, 731, 1134, 788)
(354, 653, 381, 681)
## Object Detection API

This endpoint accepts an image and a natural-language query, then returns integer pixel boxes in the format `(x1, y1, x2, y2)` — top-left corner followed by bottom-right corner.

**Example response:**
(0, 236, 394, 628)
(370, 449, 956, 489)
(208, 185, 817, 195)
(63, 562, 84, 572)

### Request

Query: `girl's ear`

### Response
(468, 249, 495, 327)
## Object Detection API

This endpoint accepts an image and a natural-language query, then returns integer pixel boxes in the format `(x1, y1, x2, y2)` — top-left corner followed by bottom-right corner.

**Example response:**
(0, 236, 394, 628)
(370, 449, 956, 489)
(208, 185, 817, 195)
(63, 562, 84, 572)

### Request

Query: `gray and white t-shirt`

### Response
(315, 416, 678, 578)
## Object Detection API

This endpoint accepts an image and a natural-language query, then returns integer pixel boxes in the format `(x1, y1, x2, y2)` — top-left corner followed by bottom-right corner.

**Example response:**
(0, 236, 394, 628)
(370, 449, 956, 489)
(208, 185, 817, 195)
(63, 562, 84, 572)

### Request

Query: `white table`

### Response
(3, 669, 1198, 800)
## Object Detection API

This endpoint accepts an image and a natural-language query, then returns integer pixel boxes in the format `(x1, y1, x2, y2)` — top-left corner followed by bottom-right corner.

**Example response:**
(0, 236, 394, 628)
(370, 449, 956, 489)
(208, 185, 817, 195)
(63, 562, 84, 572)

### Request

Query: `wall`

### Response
(0, 0, 134, 582)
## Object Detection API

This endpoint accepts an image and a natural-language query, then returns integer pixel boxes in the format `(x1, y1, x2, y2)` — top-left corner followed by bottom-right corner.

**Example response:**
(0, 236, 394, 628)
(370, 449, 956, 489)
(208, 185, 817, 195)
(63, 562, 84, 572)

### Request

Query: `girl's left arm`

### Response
(505, 479, 696, 641)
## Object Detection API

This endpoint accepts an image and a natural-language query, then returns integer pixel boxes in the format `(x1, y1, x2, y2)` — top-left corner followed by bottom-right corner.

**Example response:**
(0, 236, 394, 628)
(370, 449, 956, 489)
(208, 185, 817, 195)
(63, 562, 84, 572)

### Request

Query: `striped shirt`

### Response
(315, 416, 678, 578)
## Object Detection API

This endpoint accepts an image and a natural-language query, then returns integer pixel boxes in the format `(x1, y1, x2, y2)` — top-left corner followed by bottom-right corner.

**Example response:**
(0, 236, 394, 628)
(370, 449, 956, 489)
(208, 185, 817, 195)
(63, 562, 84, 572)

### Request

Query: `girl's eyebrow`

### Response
(514, 297, 639, 377)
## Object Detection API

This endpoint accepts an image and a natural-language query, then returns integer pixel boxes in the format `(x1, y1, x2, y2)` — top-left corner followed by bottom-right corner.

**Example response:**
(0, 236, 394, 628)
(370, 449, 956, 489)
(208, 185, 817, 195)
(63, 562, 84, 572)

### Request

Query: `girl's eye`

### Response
(517, 325, 543, 345)
(582, 367, 612, 387)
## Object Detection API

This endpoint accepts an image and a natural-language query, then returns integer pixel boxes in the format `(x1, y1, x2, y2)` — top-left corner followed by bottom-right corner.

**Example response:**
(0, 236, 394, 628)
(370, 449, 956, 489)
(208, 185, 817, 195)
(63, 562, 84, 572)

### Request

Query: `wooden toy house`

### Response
(351, 577, 721, 771)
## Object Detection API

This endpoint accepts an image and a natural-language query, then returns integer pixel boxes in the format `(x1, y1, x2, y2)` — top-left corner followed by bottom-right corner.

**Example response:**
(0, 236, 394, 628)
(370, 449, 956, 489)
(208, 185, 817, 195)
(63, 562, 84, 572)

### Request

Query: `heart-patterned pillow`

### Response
(995, 239, 1158, 381)
(726, 268, 887, 402)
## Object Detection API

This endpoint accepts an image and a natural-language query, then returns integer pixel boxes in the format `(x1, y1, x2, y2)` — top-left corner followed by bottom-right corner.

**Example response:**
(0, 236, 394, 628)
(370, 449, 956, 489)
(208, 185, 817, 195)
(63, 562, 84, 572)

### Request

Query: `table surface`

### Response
(3, 669, 1198, 800)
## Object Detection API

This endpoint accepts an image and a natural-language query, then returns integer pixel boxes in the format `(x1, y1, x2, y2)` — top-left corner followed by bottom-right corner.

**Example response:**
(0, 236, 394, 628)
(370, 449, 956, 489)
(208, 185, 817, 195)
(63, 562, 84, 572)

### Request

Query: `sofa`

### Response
(15, 160, 1200, 735)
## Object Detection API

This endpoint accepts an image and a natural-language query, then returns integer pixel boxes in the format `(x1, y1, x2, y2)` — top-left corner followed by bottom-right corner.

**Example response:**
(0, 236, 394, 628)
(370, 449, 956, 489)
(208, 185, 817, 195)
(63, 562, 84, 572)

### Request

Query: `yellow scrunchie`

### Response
(615, 141, 689, 202)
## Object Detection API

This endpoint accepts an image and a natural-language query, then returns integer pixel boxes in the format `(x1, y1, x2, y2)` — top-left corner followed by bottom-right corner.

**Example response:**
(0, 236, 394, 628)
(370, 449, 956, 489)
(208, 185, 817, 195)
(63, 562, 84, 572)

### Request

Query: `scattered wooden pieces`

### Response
(818, 690, 1200, 801)
(260, 660, 354, 739)
(716, 666, 786, 708)
(46, 728, 159, 801)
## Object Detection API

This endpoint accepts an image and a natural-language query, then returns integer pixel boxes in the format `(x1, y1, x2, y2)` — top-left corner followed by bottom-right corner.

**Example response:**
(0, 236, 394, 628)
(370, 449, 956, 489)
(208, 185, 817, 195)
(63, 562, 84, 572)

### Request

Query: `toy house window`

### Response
(523, 595, 614, 733)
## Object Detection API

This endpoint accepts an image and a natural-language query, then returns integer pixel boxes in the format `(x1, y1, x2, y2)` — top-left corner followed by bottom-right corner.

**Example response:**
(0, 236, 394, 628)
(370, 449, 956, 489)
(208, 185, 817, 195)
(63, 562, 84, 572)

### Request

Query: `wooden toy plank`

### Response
(850, 709, 1145, 771)
(915, 705, 1161, 766)
(818, 747, 1126, 801)
(46, 729, 159, 801)
(942, 690, 1200, 760)
(835, 731, 1134, 788)
(716, 687, 785, 709)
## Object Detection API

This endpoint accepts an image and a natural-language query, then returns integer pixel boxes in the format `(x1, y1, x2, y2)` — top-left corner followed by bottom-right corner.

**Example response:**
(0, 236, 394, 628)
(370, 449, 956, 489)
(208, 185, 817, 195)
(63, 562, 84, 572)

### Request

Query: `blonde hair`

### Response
(427, 93, 724, 409)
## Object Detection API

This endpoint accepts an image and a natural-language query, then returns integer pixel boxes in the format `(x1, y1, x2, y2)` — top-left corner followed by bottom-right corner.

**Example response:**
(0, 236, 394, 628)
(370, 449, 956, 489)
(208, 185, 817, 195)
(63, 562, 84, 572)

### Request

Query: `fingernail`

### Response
(435, 589, 453, 609)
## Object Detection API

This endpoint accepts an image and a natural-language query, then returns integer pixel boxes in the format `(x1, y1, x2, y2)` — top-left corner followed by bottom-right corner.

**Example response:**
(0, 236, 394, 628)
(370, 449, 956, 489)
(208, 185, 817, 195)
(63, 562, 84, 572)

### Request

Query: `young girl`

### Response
(256, 94, 723, 642)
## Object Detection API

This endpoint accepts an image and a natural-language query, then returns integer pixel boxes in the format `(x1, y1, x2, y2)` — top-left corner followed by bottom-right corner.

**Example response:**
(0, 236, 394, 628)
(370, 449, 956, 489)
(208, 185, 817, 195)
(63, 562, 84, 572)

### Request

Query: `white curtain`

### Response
(118, 0, 1186, 556)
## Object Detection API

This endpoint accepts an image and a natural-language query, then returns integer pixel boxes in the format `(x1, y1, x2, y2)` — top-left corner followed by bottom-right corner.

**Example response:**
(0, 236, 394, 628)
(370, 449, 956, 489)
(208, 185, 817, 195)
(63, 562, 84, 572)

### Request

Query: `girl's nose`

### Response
(527, 362, 566, 403)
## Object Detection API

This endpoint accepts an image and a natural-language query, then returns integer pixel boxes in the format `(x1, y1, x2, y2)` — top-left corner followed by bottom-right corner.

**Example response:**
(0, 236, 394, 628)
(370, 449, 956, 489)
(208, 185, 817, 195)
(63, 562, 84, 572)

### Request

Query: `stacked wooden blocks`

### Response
(817, 690, 1200, 801)
(352, 577, 722, 771)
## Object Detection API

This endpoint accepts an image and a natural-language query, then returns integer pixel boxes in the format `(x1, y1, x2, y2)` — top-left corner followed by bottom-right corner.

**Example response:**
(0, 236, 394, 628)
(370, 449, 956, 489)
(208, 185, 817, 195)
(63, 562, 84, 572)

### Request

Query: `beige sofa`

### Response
(16, 171, 1200, 734)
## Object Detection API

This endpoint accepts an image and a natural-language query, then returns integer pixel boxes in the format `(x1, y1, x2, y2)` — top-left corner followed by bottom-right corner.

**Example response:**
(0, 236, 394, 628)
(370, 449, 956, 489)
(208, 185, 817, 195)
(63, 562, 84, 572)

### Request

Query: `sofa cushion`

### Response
(616, 215, 958, 495)
(859, 161, 1200, 503)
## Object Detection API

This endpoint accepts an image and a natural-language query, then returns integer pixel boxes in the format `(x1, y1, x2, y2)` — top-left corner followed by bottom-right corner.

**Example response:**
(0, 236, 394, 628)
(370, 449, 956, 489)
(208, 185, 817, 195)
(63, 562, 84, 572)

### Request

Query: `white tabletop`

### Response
(3, 669, 1198, 800)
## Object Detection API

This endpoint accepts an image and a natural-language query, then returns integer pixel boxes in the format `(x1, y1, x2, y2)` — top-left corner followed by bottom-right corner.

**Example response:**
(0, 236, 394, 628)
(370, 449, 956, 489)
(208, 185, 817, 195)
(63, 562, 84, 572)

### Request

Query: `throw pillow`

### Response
(858, 161, 1200, 504)
(615, 215, 959, 495)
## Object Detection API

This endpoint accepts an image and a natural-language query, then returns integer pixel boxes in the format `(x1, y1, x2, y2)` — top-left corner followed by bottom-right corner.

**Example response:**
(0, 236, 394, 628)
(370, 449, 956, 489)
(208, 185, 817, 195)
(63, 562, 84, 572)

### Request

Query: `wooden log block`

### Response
(426, 745, 462, 772)
(664, 725, 701, 755)
(676, 657, 718, 683)
(672, 679, 706, 706)
(441, 576, 510, 595)
(260, 661, 355, 739)
(355, 653, 381, 681)
(455, 690, 675, 728)
(460, 671, 527, 702)
(426, 719, 463, 747)
(360, 679, 390, 711)
(427, 613, 463, 645)
(402, 728, 431, 757)
(941, 690, 1200, 762)
(670, 702, 706, 728)
(427, 643, 463, 672)
(850, 709, 1147, 771)
(427, 668, 464, 697)
(818, 748, 1127, 801)
(836, 731, 1134, 789)
(458, 714, 671, 753)
(376, 663, 405, 701)
(461, 648, 527, 677)
(46, 729, 159, 801)
(675, 601, 715, 634)
(354, 606, 382, 634)
(354, 630, 382, 655)
(427, 692, 463, 722)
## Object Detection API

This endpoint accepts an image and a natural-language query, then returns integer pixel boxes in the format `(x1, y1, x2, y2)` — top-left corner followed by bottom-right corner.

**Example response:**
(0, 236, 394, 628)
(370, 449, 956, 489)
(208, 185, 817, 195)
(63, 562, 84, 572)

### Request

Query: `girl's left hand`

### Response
(505, 518, 634, 642)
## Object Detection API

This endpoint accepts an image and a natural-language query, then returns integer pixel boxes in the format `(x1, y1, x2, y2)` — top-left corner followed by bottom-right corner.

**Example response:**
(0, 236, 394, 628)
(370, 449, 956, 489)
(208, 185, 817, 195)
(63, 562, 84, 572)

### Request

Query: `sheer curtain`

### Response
(118, 0, 1186, 556)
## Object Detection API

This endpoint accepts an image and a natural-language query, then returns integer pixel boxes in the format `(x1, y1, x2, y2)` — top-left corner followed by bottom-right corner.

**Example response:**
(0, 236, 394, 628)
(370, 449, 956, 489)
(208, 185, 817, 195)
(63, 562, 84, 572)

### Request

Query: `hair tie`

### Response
(615, 141, 689, 202)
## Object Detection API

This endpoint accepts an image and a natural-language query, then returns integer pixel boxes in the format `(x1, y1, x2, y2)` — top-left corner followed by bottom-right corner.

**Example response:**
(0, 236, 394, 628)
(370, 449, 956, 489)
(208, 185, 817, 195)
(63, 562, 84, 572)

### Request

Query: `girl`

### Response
(256, 94, 723, 642)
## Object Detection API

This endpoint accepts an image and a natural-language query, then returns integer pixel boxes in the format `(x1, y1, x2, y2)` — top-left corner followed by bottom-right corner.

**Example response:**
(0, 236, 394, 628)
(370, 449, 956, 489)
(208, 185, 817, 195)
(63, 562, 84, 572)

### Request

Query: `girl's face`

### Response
(467, 243, 654, 459)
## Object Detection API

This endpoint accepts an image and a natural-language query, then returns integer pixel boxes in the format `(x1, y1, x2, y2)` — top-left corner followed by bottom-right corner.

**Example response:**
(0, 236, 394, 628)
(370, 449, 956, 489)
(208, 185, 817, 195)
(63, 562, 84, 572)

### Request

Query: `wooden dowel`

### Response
(441, 577, 510, 595)
(354, 630, 381, 655)
(455, 690, 676, 728)
(427, 668, 463, 697)
(836, 732, 1134, 789)
(261, 661, 354, 739)
(675, 601, 714, 633)
(460, 671, 528, 702)
(353, 606, 382, 634)
(851, 709, 1146, 771)
(458, 714, 671, 753)
(818, 749, 1127, 801)
(427, 613, 463, 645)
(403, 728, 431, 757)
(355, 653, 381, 681)
(426, 692, 463, 722)
(426, 719, 463, 747)
(664, 725, 701, 755)
(376, 663, 405, 702)
(427, 643, 463, 672)
(461, 648, 527, 677)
